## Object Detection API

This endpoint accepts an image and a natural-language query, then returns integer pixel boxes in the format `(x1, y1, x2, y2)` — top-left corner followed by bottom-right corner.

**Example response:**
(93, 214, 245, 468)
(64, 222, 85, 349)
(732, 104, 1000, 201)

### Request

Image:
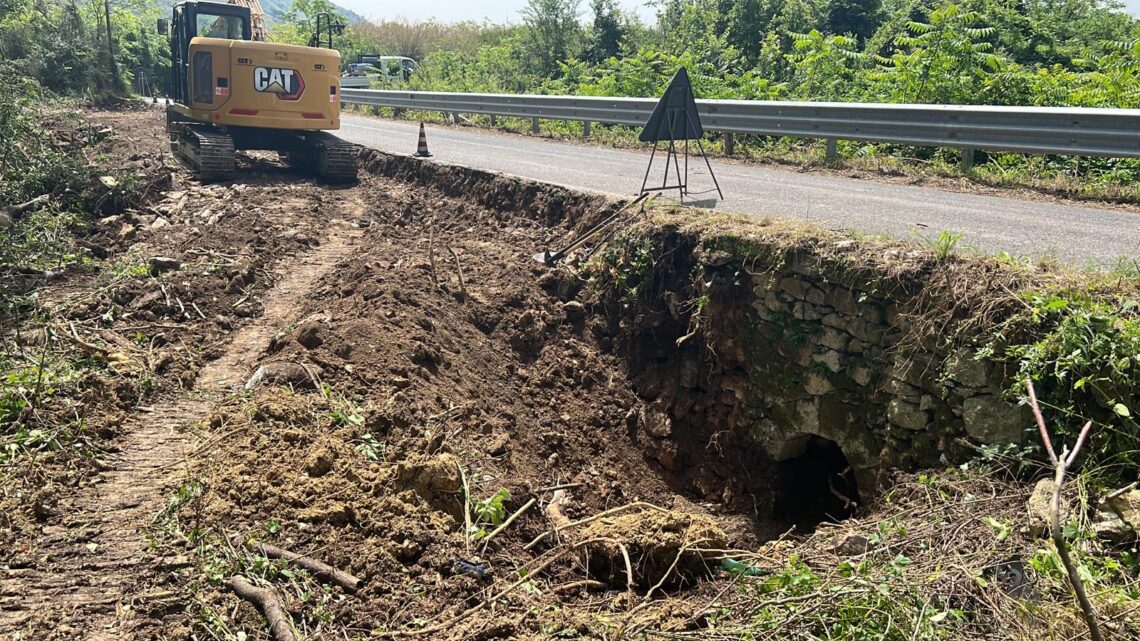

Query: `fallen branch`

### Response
(544, 489, 571, 529)
(227, 575, 297, 641)
(428, 226, 440, 289)
(551, 579, 608, 594)
(1027, 380, 1103, 641)
(239, 538, 362, 592)
(447, 246, 467, 300)
(2, 194, 51, 224)
(458, 461, 473, 555)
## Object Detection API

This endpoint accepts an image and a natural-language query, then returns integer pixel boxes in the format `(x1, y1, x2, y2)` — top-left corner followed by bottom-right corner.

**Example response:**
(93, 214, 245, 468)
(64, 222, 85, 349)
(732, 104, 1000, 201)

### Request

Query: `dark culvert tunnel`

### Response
(772, 435, 860, 528)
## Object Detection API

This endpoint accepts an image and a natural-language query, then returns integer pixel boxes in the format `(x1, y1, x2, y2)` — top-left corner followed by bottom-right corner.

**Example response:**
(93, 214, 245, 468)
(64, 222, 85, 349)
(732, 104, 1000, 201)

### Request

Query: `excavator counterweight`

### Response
(162, 0, 357, 184)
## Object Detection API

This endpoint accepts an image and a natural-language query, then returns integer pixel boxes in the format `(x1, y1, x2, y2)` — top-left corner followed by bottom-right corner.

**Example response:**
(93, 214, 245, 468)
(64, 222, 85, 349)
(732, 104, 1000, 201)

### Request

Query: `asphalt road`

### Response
(340, 114, 1140, 265)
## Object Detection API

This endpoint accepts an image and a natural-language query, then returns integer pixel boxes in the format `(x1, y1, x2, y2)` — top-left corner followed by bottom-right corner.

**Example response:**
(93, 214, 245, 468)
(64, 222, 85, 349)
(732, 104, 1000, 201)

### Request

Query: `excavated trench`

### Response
(1, 110, 1102, 640)
(358, 148, 1030, 538)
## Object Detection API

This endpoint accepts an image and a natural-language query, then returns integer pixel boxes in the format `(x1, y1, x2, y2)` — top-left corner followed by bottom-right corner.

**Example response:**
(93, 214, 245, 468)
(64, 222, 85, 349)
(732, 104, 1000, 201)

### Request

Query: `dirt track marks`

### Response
(0, 196, 364, 639)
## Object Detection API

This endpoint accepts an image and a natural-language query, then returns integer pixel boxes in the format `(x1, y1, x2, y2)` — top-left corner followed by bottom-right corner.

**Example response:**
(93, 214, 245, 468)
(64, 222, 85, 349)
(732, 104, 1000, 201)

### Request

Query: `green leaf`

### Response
(1114, 403, 1131, 418)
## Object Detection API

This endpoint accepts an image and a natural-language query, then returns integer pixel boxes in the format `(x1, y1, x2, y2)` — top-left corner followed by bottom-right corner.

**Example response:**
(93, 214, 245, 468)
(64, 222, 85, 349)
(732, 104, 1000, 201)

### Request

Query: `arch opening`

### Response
(773, 436, 859, 529)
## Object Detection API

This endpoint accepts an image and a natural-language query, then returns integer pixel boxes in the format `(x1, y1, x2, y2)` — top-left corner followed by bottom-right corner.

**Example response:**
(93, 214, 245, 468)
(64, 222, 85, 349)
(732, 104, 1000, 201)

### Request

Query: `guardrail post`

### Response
(583, 120, 591, 138)
(531, 117, 540, 134)
(725, 133, 734, 156)
(826, 138, 838, 162)
(961, 147, 974, 173)
(490, 115, 497, 128)
(451, 112, 461, 125)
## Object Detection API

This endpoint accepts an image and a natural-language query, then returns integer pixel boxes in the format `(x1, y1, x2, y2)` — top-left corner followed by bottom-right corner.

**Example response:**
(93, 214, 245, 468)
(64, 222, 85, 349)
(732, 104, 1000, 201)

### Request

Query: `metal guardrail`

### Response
(340, 88, 1140, 169)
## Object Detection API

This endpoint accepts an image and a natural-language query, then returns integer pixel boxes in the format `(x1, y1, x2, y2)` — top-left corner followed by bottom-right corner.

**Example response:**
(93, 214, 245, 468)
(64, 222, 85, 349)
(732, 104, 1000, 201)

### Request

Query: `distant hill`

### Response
(154, 0, 363, 24)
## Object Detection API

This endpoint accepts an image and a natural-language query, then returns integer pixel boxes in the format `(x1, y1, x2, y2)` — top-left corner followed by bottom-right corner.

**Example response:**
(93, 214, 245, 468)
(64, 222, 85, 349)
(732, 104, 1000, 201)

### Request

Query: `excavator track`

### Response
(310, 132, 358, 184)
(173, 124, 236, 183)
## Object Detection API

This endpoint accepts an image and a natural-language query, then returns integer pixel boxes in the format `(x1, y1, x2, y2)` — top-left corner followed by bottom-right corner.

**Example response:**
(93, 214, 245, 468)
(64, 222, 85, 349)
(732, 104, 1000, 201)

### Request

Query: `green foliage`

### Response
(915, 229, 964, 260)
(319, 382, 365, 427)
(521, 0, 584, 77)
(788, 29, 863, 100)
(827, 0, 883, 43)
(1, 0, 169, 96)
(472, 487, 512, 527)
(583, 0, 625, 63)
(998, 289, 1140, 474)
(870, 3, 1007, 104)
(355, 432, 384, 461)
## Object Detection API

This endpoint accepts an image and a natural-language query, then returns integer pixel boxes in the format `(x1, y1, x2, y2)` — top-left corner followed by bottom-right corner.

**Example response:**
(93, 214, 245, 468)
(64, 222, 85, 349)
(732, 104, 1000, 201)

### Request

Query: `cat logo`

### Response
(253, 67, 304, 101)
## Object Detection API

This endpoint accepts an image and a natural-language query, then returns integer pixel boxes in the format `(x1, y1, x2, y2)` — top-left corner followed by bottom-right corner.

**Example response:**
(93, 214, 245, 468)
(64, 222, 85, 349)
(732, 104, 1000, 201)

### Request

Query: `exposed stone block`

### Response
(962, 395, 1027, 444)
(947, 349, 989, 388)
(888, 398, 929, 430)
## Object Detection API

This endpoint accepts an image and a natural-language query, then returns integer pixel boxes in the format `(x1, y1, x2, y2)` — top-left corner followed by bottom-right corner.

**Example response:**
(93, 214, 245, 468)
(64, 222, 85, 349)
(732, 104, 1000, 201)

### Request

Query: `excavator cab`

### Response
(162, 1, 357, 183)
(169, 2, 251, 106)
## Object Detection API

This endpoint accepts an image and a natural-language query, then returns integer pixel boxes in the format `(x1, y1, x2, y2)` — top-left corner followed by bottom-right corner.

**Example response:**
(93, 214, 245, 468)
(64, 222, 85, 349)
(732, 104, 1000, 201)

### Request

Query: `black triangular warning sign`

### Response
(639, 68, 703, 143)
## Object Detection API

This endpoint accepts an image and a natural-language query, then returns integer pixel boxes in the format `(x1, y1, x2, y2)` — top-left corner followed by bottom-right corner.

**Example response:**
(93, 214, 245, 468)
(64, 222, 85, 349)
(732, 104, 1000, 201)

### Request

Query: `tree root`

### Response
(237, 537, 362, 592)
(227, 575, 297, 641)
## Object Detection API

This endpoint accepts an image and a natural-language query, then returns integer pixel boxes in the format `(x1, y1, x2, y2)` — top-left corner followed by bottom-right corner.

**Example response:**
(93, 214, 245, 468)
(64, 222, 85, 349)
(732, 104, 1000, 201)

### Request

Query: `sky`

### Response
(336, 0, 1139, 24)
(337, 0, 659, 24)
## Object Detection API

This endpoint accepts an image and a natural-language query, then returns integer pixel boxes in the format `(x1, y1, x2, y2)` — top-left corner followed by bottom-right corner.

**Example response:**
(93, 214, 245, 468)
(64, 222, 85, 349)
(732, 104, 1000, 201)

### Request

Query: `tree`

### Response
(787, 29, 864, 99)
(584, 0, 624, 63)
(872, 1, 1006, 103)
(827, 0, 883, 42)
(521, 0, 582, 76)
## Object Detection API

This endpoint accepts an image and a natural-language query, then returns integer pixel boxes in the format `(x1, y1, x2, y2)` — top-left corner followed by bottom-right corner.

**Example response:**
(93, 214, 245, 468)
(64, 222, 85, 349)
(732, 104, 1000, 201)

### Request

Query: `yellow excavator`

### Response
(159, 1, 357, 183)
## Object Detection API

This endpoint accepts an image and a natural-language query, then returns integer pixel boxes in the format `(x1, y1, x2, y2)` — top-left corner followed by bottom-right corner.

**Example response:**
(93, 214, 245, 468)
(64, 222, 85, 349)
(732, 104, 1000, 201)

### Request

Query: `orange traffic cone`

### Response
(414, 123, 432, 157)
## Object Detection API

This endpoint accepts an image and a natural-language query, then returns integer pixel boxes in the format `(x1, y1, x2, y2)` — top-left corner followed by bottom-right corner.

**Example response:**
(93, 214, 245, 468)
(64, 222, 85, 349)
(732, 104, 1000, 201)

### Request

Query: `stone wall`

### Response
(601, 224, 1028, 517)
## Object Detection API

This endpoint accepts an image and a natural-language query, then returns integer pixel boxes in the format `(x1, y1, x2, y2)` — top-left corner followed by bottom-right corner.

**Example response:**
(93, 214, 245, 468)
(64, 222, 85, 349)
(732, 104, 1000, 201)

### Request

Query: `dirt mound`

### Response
(579, 506, 727, 588)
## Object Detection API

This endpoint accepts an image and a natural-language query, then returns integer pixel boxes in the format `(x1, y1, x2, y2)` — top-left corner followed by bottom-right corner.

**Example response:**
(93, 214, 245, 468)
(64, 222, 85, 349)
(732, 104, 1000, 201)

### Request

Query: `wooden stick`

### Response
(480, 497, 537, 552)
(1026, 379, 1103, 641)
(551, 579, 607, 594)
(227, 575, 297, 641)
(534, 482, 584, 493)
(458, 461, 473, 554)
(447, 246, 467, 299)
(428, 226, 439, 288)
(3, 194, 50, 222)
(545, 489, 571, 528)
(242, 539, 362, 592)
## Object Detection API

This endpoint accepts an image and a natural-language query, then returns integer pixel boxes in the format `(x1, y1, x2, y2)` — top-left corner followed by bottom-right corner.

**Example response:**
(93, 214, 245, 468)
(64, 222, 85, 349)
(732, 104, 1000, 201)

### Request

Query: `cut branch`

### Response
(2, 194, 51, 224)
(428, 226, 439, 288)
(227, 575, 297, 641)
(1026, 379, 1103, 641)
(480, 497, 537, 552)
(239, 538, 362, 592)
(447, 245, 467, 300)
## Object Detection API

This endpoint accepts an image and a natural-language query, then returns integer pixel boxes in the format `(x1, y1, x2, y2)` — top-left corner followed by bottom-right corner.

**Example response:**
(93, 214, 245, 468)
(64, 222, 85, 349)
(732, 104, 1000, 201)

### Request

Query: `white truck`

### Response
(341, 56, 417, 88)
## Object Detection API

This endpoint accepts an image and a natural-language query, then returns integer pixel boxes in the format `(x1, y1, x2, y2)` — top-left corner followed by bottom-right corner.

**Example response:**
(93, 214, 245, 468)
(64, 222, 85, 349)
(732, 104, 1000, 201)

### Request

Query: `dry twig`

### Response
(1026, 379, 1102, 641)
(446, 246, 467, 300)
(428, 226, 439, 288)
(480, 497, 537, 552)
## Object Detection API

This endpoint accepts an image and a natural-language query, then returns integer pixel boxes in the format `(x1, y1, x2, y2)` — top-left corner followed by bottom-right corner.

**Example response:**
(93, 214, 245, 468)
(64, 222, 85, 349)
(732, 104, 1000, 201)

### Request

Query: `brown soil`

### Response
(0, 109, 364, 638)
(4, 107, 756, 640)
(4, 108, 1130, 641)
